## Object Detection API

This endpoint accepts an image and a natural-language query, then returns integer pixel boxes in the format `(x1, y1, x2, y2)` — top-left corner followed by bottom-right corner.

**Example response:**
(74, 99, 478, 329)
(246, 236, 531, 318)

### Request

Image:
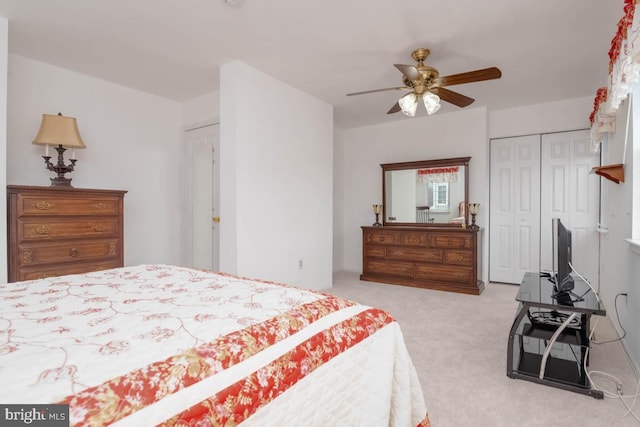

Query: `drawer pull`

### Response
(70, 248, 79, 257)
(35, 226, 50, 235)
(448, 239, 453, 245)
(35, 201, 55, 210)
(93, 202, 107, 210)
(379, 237, 385, 242)
(93, 225, 110, 233)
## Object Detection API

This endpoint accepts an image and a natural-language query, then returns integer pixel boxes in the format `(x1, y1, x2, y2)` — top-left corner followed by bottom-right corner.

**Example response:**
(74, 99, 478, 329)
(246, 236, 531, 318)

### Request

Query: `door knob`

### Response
(213, 216, 221, 223)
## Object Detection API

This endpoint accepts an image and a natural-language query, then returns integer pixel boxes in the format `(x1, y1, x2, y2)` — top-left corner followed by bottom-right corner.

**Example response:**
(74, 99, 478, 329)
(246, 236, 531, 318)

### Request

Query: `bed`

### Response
(0, 264, 430, 426)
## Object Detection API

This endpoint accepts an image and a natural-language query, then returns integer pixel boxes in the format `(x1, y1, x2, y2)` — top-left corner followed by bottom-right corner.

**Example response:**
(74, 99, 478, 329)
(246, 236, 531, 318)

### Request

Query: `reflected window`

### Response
(427, 182, 449, 211)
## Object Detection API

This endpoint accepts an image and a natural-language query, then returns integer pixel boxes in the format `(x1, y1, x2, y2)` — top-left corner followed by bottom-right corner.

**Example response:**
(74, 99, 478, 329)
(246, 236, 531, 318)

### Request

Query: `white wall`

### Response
(598, 92, 640, 374)
(489, 96, 593, 138)
(0, 18, 7, 282)
(6, 55, 183, 266)
(337, 107, 488, 274)
(220, 61, 334, 290)
(182, 91, 220, 129)
(333, 127, 346, 271)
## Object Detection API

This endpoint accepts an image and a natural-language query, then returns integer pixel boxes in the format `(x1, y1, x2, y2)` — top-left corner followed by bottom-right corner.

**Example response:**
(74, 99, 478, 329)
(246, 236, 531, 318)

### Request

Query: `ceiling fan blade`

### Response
(387, 102, 401, 114)
(346, 86, 408, 96)
(394, 64, 422, 82)
(433, 87, 475, 108)
(439, 67, 502, 87)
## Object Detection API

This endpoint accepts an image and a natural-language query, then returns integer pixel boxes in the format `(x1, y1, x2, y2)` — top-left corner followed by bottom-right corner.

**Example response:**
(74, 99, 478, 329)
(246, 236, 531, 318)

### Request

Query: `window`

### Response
(427, 182, 449, 211)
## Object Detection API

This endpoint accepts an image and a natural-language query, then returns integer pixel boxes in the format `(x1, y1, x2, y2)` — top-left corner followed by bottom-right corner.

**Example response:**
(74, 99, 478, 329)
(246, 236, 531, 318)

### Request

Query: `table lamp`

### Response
(372, 204, 382, 227)
(32, 113, 86, 187)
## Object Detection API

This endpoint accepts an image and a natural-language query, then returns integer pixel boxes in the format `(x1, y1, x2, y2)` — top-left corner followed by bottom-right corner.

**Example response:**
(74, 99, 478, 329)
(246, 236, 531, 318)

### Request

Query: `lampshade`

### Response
(422, 92, 441, 115)
(32, 114, 86, 148)
(468, 203, 480, 214)
(372, 204, 382, 214)
(398, 93, 418, 117)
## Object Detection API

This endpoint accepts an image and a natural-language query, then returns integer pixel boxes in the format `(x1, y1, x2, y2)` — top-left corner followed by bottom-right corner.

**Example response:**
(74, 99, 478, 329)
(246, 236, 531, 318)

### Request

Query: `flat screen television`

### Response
(551, 218, 575, 299)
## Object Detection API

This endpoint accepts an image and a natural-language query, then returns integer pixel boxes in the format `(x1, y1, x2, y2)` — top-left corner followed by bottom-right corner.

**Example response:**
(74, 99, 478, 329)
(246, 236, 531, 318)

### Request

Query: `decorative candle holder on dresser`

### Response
(7, 185, 127, 282)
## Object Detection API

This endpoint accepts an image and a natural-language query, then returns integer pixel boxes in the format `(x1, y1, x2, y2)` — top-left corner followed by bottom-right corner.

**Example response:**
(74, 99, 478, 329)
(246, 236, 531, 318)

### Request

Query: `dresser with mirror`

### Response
(361, 157, 484, 295)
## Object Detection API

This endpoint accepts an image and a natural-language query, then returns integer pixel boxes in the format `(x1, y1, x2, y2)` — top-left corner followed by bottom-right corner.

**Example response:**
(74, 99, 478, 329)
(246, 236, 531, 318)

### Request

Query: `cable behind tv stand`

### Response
(507, 272, 606, 399)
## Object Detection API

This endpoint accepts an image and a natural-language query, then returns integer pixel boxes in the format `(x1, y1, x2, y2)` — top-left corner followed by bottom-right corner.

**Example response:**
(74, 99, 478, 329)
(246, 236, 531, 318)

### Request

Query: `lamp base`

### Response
(468, 213, 479, 231)
(42, 145, 78, 187)
(50, 177, 73, 187)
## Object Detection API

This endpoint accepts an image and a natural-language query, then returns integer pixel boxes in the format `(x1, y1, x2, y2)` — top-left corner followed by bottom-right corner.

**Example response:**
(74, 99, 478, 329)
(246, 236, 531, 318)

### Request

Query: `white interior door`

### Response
(489, 135, 541, 284)
(186, 124, 220, 271)
(540, 130, 600, 286)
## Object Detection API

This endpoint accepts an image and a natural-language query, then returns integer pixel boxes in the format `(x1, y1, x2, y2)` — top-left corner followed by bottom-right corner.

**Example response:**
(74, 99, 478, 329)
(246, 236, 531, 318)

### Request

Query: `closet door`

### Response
(186, 124, 221, 271)
(489, 135, 541, 284)
(540, 130, 600, 286)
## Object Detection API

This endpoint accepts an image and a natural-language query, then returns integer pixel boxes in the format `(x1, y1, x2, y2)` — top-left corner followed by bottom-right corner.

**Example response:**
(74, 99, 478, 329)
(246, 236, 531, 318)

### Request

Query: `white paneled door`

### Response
(489, 135, 541, 284)
(186, 124, 220, 271)
(540, 130, 600, 287)
(489, 129, 600, 286)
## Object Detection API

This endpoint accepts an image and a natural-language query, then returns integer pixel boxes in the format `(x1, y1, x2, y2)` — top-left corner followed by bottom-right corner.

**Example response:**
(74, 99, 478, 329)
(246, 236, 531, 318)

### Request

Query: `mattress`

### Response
(0, 264, 430, 426)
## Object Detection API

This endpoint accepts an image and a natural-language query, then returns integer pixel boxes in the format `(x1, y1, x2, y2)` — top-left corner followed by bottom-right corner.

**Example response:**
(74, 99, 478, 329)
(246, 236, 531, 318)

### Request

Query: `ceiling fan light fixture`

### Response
(422, 92, 441, 115)
(398, 93, 418, 117)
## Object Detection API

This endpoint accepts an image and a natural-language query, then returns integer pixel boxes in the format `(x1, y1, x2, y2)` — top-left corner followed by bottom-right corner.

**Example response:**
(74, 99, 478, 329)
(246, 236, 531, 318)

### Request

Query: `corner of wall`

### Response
(0, 18, 8, 282)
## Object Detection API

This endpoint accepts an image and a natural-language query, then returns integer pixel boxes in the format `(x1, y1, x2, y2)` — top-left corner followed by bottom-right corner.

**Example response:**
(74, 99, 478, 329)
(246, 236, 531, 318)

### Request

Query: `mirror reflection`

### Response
(382, 157, 469, 226)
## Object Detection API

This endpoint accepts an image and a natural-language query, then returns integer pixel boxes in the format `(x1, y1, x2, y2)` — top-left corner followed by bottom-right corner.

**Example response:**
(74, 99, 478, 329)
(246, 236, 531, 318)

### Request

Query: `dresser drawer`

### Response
(444, 250, 473, 266)
(388, 247, 442, 263)
(17, 194, 120, 216)
(19, 218, 119, 241)
(365, 230, 402, 245)
(18, 239, 120, 267)
(17, 260, 122, 282)
(431, 233, 473, 249)
(364, 245, 386, 258)
(402, 232, 429, 246)
(365, 260, 413, 278)
(415, 264, 473, 284)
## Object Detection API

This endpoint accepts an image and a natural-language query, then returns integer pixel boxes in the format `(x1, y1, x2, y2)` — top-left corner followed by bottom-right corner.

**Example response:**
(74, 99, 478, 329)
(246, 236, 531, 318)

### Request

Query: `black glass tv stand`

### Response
(507, 272, 606, 399)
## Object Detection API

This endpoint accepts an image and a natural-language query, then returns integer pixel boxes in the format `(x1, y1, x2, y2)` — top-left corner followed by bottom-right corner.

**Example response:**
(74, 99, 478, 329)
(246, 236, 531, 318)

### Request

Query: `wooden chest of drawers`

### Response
(7, 185, 127, 282)
(361, 226, 484, 295)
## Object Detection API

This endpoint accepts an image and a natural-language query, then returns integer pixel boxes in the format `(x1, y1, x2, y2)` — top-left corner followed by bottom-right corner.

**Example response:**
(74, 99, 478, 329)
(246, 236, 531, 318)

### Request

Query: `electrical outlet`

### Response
(298, 259, 303, 269)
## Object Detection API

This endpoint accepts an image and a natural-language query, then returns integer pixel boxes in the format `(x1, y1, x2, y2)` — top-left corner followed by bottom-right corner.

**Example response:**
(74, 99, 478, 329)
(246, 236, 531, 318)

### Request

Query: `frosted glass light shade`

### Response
(398, 93, 418, 117)
(422, 92, 441, 115)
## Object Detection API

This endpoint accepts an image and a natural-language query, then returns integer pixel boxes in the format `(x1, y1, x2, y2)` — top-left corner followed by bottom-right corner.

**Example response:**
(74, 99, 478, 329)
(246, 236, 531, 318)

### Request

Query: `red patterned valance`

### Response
(609, 0, 637, 74)
(590, 87, 608, 124)
(590, 0, 640, 149)
(417, 166, 459, 175)
(417, 166, 459, 183)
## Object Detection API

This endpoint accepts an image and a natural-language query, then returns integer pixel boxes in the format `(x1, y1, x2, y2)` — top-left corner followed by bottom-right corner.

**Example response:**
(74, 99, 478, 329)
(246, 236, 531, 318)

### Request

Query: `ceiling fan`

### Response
(346, 48, 502, 116)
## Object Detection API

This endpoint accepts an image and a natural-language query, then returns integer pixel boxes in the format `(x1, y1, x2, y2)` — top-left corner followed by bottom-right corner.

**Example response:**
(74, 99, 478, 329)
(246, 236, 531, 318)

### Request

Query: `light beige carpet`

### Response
(327, 271, 640, 427)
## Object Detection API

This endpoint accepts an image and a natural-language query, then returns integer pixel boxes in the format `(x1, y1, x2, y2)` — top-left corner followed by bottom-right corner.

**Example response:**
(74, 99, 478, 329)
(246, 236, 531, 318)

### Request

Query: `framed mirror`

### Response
(381, 157, 470, 227)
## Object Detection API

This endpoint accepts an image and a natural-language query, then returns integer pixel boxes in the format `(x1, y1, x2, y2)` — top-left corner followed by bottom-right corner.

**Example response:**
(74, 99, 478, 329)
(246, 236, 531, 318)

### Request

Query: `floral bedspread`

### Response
(0, 264, 429, 426)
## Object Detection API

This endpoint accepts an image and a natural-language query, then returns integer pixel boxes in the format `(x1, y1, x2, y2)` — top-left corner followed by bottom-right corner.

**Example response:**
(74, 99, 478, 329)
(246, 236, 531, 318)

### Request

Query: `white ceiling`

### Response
(0, 0, 622, 129)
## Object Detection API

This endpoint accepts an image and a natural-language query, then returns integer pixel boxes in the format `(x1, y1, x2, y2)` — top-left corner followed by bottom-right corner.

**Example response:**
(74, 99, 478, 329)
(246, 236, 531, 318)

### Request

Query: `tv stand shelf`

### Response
(507, 272, 606, 399)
